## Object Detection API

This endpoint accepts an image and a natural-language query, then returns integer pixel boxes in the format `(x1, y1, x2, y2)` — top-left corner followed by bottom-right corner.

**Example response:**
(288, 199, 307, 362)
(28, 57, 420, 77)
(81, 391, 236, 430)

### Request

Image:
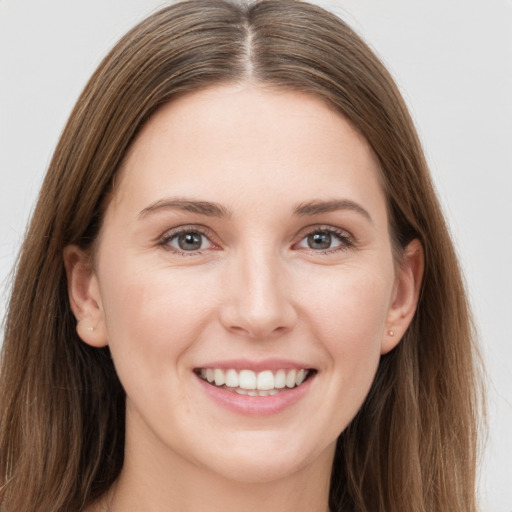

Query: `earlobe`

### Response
(63, 245, 109, 347)
(381, 239, 424, 354)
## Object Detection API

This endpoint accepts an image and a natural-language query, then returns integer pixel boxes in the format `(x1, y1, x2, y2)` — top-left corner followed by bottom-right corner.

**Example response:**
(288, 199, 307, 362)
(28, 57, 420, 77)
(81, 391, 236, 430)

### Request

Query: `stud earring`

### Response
(388, 330, 394, 337)
(86, 325, 94, 332)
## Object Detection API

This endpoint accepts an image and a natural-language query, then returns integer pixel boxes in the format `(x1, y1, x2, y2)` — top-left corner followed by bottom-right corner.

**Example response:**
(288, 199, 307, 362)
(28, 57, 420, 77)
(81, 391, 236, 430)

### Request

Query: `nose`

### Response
(219, 248, 297, 339)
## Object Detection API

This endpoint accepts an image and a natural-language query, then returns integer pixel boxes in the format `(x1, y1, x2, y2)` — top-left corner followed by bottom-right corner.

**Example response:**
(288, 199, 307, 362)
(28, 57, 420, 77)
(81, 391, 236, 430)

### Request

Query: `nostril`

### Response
(228, 325, 250, 335)
(228, 323, 290, 340)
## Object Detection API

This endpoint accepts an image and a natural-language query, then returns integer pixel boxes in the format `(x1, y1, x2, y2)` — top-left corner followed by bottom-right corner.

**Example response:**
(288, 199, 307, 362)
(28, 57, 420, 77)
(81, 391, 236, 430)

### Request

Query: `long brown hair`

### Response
(0, 1, 483, 510)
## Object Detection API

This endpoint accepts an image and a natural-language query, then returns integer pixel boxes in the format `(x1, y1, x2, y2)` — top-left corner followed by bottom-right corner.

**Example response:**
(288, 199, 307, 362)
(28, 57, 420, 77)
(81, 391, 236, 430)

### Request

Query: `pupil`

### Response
(178, 232, 202, 251)
(308, 232, 331, 250)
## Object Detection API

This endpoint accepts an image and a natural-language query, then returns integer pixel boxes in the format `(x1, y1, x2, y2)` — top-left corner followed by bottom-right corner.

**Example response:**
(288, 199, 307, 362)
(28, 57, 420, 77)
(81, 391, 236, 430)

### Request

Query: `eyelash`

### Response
(158, 225, 354, 255)
(294, 226, 354, 254)
(158, 225, 216, 256)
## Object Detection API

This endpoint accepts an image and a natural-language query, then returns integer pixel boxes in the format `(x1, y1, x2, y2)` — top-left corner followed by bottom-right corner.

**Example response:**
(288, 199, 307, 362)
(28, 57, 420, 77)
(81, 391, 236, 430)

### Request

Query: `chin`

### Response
(193, 434, 335, 485)
(205, 455, 307, 484)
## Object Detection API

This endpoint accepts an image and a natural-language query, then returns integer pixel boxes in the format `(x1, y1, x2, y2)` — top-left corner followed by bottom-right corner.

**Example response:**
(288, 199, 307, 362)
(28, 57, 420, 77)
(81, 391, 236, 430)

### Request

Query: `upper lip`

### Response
(194, 358, 315, 373)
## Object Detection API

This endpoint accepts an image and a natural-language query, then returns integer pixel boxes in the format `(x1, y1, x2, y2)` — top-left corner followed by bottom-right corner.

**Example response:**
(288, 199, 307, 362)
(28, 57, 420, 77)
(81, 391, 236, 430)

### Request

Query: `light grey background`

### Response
(1, 1, 511, 510)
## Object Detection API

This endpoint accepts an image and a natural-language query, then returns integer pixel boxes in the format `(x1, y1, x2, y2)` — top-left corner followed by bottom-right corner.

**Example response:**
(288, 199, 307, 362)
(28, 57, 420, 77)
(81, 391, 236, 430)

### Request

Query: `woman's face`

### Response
(67, 84, 420, 484)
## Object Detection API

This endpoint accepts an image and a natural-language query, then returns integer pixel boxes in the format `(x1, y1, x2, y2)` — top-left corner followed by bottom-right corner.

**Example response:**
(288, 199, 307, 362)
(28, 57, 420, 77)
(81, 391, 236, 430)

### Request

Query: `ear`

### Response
(63, 245, 109, 347)
(381, 239, 424, 354)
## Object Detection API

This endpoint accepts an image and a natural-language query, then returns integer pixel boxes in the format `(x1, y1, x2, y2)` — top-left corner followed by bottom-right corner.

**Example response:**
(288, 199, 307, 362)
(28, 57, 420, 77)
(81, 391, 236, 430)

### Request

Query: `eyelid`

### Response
(156, 223, 355, 255)
(158, 224, 220, 254)
(292, 225, 355, 252)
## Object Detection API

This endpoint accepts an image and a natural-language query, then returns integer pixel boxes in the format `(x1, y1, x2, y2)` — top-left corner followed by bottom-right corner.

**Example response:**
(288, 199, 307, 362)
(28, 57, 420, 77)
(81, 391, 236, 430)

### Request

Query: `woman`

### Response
(0, 1, 483, 511)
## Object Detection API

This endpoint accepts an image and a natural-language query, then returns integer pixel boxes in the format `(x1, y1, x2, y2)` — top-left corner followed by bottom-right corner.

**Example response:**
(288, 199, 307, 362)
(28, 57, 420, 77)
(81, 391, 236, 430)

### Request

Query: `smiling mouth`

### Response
(195, 368, 315, 396)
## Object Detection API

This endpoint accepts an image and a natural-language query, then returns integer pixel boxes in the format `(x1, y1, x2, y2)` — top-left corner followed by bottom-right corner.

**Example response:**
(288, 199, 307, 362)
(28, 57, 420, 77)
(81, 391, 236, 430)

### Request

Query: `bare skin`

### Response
(66, 84, 423, 512)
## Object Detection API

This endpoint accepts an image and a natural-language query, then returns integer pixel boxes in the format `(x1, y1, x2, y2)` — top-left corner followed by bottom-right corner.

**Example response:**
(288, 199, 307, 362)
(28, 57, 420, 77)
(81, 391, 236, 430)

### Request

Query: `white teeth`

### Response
(256, 370, 274, 390)
(239, 370, 257, 390)
(296, 369, 307, 386)
(225, 369, 239, 388)
(214, 369, 225, 386)
(235, 388, 274, 397)
(285, 369, 297, 388)
(274, 369, 286, 389)
(198, 367, 312, 392)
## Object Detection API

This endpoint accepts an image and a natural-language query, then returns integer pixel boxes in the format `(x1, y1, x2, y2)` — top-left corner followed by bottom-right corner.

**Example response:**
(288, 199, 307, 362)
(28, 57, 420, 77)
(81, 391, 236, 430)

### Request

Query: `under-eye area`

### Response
(195, 368, 317, 396)
(1, 0, 482, 510)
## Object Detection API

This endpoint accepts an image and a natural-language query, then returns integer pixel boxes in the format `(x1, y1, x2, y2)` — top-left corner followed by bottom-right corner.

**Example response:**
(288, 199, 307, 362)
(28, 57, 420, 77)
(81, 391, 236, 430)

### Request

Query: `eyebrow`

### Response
(293, 199, 373, 223)
(138, 197, 372, 223)
(138, 198, 231, 219)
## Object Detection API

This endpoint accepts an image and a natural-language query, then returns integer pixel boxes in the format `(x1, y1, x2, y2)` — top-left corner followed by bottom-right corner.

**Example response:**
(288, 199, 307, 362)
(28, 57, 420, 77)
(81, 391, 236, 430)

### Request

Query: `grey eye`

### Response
(168, 231, 209, 251)
(296, 229, 347, 252)
(178, 232, 202, 250)
(307, 232, 332, 250)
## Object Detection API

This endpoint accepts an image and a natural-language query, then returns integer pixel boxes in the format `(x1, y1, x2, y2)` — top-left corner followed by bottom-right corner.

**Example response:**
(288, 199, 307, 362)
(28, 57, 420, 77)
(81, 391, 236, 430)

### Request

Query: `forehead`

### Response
(111, 83, 386, 220)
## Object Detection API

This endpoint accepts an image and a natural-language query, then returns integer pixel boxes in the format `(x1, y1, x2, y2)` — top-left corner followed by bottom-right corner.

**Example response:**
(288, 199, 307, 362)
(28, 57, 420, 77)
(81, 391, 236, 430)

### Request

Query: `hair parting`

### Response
(0, 1, 484, 511)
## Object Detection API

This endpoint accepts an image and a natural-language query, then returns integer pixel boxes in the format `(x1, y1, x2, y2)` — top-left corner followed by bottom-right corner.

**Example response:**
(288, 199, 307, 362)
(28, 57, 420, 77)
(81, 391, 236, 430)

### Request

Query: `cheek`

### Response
(299, 263, 393, 390)
(303, 262, 393, 342)
(97, 260, 217, 384)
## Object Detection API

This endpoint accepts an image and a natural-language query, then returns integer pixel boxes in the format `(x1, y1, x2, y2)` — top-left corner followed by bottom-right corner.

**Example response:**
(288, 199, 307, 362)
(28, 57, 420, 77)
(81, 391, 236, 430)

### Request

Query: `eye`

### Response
(295, 228, 352, 252)
(161, 228, 215, 253)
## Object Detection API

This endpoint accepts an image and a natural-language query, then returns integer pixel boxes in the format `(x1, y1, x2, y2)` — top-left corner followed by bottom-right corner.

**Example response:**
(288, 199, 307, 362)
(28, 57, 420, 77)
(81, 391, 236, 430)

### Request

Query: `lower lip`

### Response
(195, 373, 314, 416)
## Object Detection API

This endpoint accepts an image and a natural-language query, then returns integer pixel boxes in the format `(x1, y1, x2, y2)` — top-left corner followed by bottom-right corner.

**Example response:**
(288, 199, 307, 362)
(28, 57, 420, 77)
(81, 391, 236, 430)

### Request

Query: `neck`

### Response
(98, 412, 334, 512)
(110, 462, 332, 512)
